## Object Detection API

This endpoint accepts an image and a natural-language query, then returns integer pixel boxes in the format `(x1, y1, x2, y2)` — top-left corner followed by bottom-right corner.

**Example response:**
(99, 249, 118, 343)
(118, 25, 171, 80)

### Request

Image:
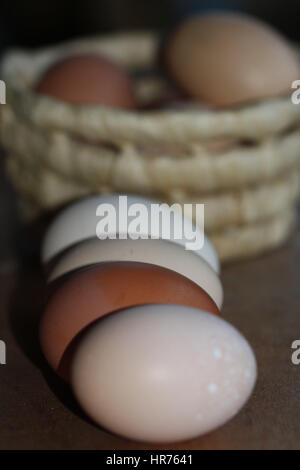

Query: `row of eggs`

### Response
(40, 194, 257, 443)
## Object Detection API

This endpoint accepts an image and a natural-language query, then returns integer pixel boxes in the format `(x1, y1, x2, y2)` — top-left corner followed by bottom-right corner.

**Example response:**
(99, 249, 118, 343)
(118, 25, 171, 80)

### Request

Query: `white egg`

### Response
(42, 194, 220, 273)
(71, 304, 256, 443)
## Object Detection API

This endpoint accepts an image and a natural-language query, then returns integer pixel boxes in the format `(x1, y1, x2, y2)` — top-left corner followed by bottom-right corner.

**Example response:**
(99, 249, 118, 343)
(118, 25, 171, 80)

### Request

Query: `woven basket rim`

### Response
(1, 31, 300, 144)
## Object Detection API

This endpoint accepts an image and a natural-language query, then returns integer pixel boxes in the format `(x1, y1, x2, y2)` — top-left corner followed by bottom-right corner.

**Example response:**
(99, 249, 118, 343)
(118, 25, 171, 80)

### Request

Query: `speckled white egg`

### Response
(42, 194, 220, 274)
(71, 304, 256, 443)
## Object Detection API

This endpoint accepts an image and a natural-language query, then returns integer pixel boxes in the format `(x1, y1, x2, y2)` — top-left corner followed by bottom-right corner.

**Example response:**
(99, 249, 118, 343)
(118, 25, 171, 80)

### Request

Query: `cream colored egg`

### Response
(166, 12, 300, 107)
(42, 194, 220, 273)
(71, 304, 256, 443)
(48, 238, 223, 308)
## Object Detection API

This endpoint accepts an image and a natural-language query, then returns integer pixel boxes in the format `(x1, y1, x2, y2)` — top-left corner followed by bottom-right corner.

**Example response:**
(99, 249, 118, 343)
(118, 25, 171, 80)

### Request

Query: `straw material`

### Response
(5, 150, 299, 232)
(0, 32, 299, 262)
(1, 105, 300, 194)
(210, 208, 295, 262)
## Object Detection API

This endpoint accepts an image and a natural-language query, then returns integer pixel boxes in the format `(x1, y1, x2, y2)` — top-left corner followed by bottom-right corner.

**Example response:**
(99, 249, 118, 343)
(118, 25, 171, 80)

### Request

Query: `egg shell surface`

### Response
(40, 262, 220, 379)
(71, 304, 257, 443)
(35, 54, 136, 109)
(166, 12, 300, 107)
(42, 194, 220, 274)
(48, 238, 223, 308)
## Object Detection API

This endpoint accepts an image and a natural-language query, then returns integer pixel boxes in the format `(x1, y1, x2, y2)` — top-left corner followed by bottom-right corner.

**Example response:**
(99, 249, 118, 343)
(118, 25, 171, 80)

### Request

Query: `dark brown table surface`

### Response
(0, 158, 299, 450)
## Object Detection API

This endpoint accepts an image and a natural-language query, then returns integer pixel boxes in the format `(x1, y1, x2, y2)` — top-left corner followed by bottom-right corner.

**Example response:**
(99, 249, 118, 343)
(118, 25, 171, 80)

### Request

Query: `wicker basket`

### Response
(0, 32, 300, 262)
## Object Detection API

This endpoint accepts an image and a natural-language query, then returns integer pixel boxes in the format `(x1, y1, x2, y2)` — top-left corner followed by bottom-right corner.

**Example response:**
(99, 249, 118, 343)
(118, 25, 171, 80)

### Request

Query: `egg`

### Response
(71, 304, 256, 443)
(42, 194, 220, 274)
(48, 238, 223, 308)
(35, 54, 136, 109)
(40, 262, 220, 380)
(166, 12, 300, 107)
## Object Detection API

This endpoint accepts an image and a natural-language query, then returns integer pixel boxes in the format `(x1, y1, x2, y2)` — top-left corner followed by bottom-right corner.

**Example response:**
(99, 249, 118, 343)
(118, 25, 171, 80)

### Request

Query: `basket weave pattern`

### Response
(1, 32, 300, 262)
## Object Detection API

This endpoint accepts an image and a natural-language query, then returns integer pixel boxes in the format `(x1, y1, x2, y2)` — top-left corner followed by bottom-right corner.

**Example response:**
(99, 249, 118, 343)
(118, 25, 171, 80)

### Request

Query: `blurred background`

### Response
(0, 0, 299, 264)
(0, 0, 300, 52)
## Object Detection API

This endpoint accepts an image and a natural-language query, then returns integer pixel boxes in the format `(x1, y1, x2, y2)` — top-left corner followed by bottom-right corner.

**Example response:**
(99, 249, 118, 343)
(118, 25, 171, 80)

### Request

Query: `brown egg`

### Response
(166, 13, 300, 107)
(40, 261, 220, 380)
(35, 54, 136, 109)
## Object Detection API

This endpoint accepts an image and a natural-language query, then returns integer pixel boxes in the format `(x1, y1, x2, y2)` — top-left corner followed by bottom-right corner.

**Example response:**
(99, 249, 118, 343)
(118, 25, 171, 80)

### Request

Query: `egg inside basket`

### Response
(0, 30, 300, 262)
